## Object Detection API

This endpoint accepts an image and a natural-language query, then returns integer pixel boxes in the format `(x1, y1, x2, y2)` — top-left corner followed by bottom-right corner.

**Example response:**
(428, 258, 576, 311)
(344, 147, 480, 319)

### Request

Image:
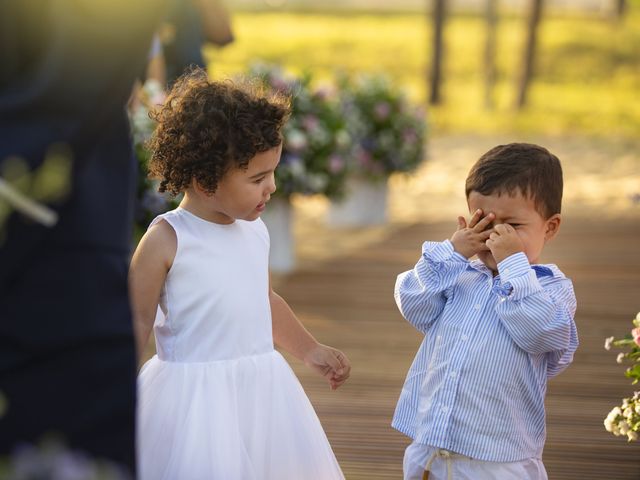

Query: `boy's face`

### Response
(467, 189, 561, 272)
(206, 144, 281, 223)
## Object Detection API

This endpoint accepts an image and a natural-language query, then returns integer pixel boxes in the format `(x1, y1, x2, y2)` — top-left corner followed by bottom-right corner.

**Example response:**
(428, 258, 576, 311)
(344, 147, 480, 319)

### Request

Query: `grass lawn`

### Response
(204, 6, 640, 138)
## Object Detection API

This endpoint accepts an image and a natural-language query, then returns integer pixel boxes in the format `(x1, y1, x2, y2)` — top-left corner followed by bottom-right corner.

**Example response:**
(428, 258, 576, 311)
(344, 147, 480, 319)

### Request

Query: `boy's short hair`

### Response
(148, 68, 291, 195)
(465, 143, 563, 218)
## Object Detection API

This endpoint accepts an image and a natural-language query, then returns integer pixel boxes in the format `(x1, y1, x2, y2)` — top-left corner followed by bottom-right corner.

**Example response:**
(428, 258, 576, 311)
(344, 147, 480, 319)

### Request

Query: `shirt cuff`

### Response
(496, 252, 543, 300)
(497, 252, 531, 282)
(421, 240, 468, 264)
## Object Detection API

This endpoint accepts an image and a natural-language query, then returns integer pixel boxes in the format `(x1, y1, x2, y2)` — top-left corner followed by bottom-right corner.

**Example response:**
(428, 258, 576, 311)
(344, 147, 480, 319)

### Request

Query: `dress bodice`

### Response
(150, 208, 273, 362)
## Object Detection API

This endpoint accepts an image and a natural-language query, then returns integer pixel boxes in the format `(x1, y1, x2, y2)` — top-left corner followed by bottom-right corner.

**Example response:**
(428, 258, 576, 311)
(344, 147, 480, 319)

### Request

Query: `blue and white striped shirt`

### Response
(392, 240, 578, 462)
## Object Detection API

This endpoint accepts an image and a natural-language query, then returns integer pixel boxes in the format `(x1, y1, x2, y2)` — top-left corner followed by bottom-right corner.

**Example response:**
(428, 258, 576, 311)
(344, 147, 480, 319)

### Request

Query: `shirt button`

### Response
(504, 268, 510, 274)
(461, 334, 469, 341)
(474, 304, 481, 310)
(436, 335, 442, 342)
(450, 371, 457, 378)
(441, 406, 449, 413)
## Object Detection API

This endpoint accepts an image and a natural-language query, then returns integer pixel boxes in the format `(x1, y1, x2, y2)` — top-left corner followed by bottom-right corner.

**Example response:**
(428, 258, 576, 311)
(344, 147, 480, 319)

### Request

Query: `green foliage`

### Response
(205, 9, 640, 138)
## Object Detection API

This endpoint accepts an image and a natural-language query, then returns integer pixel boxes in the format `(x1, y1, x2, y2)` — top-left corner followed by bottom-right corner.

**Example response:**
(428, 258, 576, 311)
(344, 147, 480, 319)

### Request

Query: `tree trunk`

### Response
(615, 0, 626, 19)
(515, 0, 543, 109)
(484, 0, 498, 110)
(429, 0, 446, 105)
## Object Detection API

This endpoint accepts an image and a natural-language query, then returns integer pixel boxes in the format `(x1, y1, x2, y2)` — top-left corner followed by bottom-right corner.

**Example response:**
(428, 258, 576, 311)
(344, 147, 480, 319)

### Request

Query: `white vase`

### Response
(261, 197, 295, 273)
(328, 176, 388, 227)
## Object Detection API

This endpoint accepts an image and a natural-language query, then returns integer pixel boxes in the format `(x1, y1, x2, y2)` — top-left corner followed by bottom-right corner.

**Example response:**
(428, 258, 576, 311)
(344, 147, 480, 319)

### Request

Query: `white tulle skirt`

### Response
(137, 350, 344, 480)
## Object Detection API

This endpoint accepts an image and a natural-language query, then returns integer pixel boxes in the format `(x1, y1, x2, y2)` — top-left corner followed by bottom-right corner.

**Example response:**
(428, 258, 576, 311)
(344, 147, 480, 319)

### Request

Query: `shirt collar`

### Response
(468, 259, 560, 279)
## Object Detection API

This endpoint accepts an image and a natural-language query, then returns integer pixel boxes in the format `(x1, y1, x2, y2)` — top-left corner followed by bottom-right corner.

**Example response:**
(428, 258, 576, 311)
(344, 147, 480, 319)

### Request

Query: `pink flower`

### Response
(356, 148, 372, 167)
(271, 77, 290, 93)
(328, 155, 345, 174)
(632, 327, 640, 347)
(374, 102, 391, 121)
(302, 115, 320, 132)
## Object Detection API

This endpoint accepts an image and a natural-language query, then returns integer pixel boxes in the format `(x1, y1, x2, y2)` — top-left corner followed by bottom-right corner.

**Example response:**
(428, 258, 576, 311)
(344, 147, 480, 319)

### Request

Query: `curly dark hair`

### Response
(465, 143, 563, 219)
(147, 68, 291, 195)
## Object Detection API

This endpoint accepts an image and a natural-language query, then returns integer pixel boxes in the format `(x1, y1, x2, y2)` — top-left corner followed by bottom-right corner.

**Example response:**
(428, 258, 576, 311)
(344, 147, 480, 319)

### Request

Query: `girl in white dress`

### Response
(129, 69, 350, 480)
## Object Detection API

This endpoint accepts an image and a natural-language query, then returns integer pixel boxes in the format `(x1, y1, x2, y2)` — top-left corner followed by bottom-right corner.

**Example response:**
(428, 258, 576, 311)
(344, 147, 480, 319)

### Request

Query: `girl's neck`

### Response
(179, 191, 234, 225)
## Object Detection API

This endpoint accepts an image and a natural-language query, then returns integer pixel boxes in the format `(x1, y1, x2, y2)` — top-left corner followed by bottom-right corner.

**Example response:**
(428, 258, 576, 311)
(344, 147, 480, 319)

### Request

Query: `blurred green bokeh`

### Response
(205, 5, 640, 138)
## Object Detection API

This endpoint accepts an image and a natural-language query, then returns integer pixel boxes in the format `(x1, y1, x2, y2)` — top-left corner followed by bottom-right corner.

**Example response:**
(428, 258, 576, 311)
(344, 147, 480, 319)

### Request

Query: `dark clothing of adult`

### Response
(0, 0, 164, 473)
(164, 0, 207, 85)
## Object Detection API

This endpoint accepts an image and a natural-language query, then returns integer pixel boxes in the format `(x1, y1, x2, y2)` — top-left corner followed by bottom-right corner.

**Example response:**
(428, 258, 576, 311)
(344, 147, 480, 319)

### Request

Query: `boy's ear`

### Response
(544, 213, 562, 241)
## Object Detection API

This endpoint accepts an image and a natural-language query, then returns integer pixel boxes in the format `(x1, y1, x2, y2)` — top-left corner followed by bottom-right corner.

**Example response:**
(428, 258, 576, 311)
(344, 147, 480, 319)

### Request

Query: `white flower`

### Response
(287, 156, 306, 178)
(619, 421, 630, 434)
(286, 129, 308, 152)
(604, 417, 615, 432)
(604, 336, 614, 350)
(627, 430, 638, 441)
(306, 173, 328, 192)
(617, 353, 626, 364)
(624, 407, 634, 418)
(335, 130, 351, 149)
(635, 403, 640, 415)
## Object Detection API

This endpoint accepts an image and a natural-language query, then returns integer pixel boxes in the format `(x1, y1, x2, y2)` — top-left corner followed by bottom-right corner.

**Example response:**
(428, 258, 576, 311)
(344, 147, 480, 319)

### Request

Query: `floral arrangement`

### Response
(128, 80, 179, 237)
(248, 63, 352, 200)
(338, 74, 427, 183)
(603, 312, 640, 441)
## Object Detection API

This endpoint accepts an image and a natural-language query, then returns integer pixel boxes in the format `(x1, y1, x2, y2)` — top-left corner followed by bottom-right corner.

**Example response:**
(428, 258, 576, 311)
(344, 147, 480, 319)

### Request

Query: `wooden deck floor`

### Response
(276, 216, 640, 479)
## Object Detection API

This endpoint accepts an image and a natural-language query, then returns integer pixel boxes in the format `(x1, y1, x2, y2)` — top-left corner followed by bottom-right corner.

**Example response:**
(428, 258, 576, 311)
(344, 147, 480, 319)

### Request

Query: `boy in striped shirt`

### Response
(393, 143, 578, 480)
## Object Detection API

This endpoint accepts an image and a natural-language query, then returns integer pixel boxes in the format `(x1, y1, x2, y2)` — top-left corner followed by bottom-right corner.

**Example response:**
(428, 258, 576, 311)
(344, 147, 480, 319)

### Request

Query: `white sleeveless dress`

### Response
(137, 207, 344, 480)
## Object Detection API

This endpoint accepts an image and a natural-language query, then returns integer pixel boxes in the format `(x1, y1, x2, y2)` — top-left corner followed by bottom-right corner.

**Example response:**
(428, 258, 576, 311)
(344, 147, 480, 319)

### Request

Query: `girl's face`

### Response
(203, 144, 281, 224)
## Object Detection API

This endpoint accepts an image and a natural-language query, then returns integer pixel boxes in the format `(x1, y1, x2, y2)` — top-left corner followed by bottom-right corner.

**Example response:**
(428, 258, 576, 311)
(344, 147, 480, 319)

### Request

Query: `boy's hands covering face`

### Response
(485, 223, 525, 265)
(450, 209, 494, 259)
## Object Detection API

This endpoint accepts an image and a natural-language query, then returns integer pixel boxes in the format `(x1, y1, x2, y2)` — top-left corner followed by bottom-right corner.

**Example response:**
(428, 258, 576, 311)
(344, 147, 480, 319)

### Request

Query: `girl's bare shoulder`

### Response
(135, 219, 177, 268)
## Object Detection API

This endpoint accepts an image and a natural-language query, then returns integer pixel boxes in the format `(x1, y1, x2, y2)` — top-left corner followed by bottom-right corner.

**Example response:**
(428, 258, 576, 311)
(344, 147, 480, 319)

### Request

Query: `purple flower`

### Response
(141, 190, 170, 216)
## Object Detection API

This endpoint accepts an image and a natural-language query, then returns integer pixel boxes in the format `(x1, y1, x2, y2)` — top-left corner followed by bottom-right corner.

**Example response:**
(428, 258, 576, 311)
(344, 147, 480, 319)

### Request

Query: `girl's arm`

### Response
(128, 220, 176, 364)
(269, 284, 350, 390)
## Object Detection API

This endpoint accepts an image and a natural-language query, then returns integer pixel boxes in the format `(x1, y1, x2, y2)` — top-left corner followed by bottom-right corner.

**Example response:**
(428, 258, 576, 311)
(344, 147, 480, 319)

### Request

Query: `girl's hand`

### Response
(485, 223, 524, 264)
(450, 209, 494, 259)
(303, 344, 351, 390)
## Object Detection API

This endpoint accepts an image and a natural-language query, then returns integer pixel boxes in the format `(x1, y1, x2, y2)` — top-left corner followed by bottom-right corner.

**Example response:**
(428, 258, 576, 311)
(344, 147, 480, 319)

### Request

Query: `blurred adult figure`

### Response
(0, 0, 165, 474)
(162, 0, 234, 85)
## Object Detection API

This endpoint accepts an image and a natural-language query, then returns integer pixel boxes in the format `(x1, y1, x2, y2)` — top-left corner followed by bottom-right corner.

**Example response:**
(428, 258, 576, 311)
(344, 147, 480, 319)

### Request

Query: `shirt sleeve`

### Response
(394, 240, 469, 333)
(493, 252, 578, 360)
